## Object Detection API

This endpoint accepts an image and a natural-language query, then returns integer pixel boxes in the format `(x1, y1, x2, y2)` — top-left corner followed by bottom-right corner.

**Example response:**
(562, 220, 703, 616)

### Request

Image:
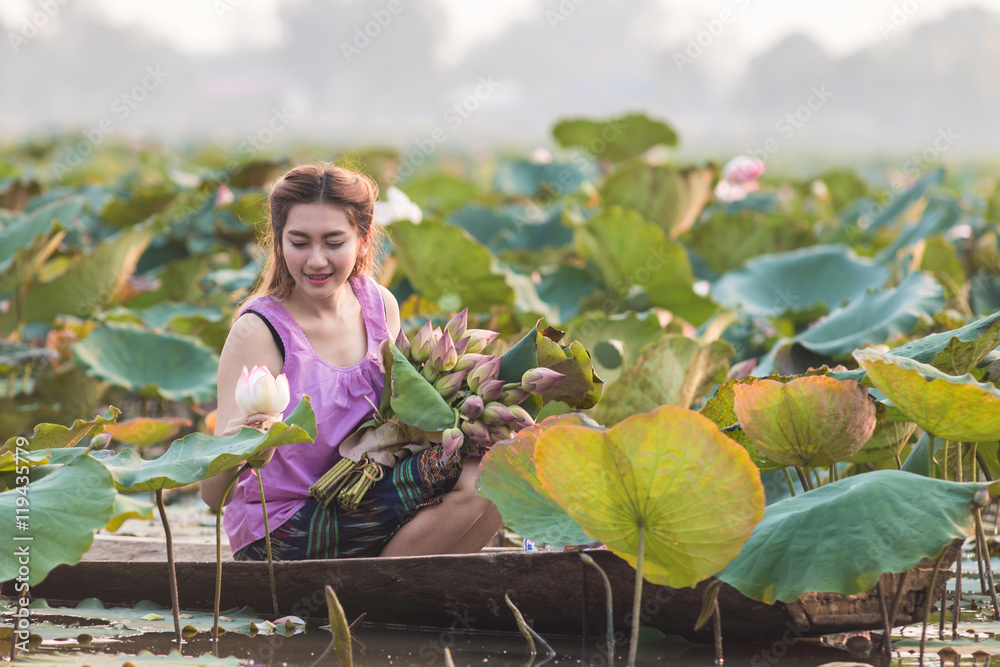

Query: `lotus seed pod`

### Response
(460, 394, 485, 420)
(478, 379, 505, 403)
(463, 328, 499, 354)
(445, 308, 468, 341)
(521, 367, 565, 395)
(411, 321, 435, 363)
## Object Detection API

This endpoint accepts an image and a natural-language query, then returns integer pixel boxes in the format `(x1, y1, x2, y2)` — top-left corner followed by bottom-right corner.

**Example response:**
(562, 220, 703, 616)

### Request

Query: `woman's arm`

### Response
(199, 312, 284, 510)
(378, 284, 401, 341)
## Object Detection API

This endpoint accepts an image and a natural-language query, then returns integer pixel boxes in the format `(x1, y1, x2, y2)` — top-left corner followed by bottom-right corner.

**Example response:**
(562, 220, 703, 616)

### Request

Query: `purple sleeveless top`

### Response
(223, 274, 388, 553)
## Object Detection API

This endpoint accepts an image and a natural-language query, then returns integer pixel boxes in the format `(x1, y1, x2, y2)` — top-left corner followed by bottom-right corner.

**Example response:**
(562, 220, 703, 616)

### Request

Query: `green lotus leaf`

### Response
(717, 470, 985, 603)
(565, 311, 667, 383)
(700, 378, 784, 471)
(866, 167, 944, 232)
(493, 160, 586, 197)
(832, 311, 1000, 383)
(100, 182, 177, 227)
(103, 417, 192, 448)
(71, 323, 218, 402)
(734, 376, 877, 467)
(388, 218, 515, 311)
(574, 207, 716, 325)
(0, 449, 50, 473)
(0, 342, 56, 375)
(387, 343, 454, 432)
(448, 204, 573, 255)
(793, 271, 945, 357)
(853, 348, 1000, 442)
(536, 265, 603, 324)
(106, 492, 154, 532)
(848, 402, 918, 464)
(477, 414, 596, 549)
(0, 218, 163, 332)
(0, 197, 80, 293)
(106, 303, 226, 331)
(0, 452, 116, 585)
(553, 113, 678, 163)
(710, 245, 890, 319)
(600, 163, 715, 239)
(535, 405, 764, 588)
(399, 171, 477, 214)
(591, 335, 733, 427)
(1, 406, 121, 454)
(100, 397, 317, 492)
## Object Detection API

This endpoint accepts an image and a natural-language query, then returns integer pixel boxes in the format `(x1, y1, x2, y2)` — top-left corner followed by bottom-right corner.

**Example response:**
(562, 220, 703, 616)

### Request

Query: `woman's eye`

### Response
(327, 243, 344, 249)
(290, 242, 307, 248)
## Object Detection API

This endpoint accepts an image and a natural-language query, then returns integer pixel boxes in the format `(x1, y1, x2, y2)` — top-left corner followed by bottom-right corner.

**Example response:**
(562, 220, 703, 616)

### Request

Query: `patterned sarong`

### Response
(233, 443, 482, 560)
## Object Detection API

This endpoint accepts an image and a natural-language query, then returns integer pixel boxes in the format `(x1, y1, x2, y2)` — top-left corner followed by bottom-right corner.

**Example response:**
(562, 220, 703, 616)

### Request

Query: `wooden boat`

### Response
(30, 537, 958, 642)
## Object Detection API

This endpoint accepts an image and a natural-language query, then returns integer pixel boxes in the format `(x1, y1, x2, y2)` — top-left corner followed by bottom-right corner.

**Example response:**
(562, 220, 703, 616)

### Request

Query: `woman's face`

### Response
(281, 202, 368, 298)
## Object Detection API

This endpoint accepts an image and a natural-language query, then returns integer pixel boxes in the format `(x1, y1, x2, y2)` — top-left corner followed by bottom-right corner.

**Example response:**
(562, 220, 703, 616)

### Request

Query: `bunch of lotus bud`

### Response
(397, 309, 565, 458)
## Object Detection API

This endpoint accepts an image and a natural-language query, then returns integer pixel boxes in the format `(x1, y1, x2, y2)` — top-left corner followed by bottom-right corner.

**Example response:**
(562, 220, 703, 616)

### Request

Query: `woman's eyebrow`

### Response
(286, 229, 345, 237)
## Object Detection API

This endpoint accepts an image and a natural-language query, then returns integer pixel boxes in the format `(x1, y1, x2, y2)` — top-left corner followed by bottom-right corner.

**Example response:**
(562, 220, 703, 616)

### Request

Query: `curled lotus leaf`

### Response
(734, 376, 877, 467)
(849, 403, 918, 464)
(853, 348, 1000, 442)
(535, 405, 764, 588)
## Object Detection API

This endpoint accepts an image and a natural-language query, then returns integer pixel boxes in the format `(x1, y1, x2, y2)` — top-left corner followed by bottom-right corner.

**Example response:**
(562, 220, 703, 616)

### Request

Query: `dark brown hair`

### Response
(242, 163, 383, 308)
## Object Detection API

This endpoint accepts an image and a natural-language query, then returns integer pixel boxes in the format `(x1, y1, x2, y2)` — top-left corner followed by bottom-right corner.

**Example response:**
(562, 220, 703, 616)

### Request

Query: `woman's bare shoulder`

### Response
(377, 283, 401, 340)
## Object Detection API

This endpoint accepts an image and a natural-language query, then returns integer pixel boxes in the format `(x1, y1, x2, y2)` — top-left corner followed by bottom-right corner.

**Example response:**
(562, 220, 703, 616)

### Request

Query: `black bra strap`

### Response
(243, 309, 285, 363)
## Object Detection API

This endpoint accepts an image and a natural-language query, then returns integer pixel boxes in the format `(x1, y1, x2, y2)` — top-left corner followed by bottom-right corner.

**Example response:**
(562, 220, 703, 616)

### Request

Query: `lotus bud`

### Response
(90, 431, 112, 449)
(434, 369, 467, 400)
(454, 352, 489, 372)
(461, 419, 491, 444)
(421, 361, 440, 384)
(482, 401, 516, 426)
(489, 424, 513, 442)
(507, 405, 535, 430)
(500, 386, 531, 405)
(445, 308, 468, 341)
(442, 426, 465, 457)
(235, 365, 291, 419)
(453, 336, 469, 356)
(467, 356, 502, 393)
(478, 379, 505, 403)
(411, 321, 435, 363)
(460, 394, 485, 420)
(394, 329, 410, 357)
(462, 329, 499, 354)
(521, 367, 565, 395)
(429, 330, 458, 372)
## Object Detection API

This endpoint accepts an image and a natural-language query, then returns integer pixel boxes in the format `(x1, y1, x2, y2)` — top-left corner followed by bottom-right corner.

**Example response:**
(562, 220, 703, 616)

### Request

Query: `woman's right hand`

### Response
(219, 413, 273, 437)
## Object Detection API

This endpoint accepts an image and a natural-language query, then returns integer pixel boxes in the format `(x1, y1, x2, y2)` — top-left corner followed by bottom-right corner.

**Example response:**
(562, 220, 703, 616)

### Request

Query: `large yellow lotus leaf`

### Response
(103, 417, 192, 448)
(734, 376, 876, 467)
(534, 405, 764, 588)
(854, 348, 1000, 442)
(849, 403, 917, 464)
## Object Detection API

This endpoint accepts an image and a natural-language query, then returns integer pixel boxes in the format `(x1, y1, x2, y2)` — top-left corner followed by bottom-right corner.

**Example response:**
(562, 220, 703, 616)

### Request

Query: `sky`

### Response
(2, 0, 997, 64)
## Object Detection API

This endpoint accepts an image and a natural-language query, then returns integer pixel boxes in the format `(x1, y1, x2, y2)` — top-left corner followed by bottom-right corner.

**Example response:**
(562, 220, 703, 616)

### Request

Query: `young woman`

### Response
(200, 164, 502, 559)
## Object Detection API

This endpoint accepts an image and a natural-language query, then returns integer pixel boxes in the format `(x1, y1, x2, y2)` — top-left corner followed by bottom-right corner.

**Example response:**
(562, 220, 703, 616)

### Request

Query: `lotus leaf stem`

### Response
(712, 605, 723, 665)
(504, 592, 554, 663)
(975, 508, 1000, 620)
(580, 553, 614, 666)
(928, 435, 935, 478)
(155, 488, 183, 645)
(811, 467, 821, 489)
(955, 441, 963, 482)
(880, 570, 908, 656)
(938, 581, 946, 640)
(256, 469, 280, 616)
(214, 464, 248, 640)
(627, 523, 646, 667)
(976, 451, 993, 482)
(876, 579, 891, 659)
(952, 549, 962, 639)
(919, 547, 948, 666)
(782, 468, 796, 497)
(975, 517, 988, 595)
(795, 467, 812, 492)
(942, 440, 948, 482)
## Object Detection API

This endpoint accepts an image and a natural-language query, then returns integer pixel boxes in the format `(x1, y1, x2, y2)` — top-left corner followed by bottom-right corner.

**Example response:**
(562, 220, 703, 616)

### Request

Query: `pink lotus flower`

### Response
(235, 365, 290, 419)
(215, 184, 235, 207)
(482, 402, 516, 426)
(715, 156, 765, 203)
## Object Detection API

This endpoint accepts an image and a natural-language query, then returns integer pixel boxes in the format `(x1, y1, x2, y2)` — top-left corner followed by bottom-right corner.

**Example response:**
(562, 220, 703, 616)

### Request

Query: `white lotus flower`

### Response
(374, 186, 423, 224)
(235, 365, 290, 419)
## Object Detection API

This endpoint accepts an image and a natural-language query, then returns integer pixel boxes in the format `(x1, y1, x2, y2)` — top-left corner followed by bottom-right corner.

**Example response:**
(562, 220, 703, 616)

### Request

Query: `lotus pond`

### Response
(7, 113, 1000, 665)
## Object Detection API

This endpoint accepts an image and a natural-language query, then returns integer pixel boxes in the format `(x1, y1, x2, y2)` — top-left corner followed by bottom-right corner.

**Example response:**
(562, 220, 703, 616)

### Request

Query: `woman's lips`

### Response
(306, 273, 332, 284)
